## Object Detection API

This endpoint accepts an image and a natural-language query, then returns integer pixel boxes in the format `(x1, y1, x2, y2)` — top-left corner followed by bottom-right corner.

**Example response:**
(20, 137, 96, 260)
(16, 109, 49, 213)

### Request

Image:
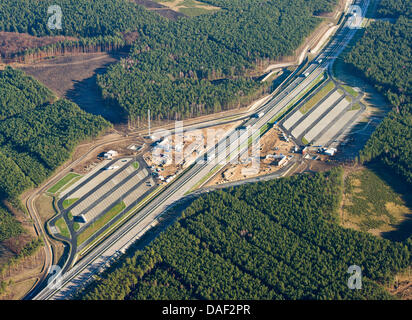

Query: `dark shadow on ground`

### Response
(334, 116, 383, 161)
(65, 52, 127, 124)
(55, 242, 71, 270)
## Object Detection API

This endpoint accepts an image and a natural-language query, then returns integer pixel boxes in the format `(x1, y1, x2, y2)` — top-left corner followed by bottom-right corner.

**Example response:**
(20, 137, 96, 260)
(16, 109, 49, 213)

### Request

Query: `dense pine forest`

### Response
(343, 2, 411, 184)
(0, 67, 110, 261)
(0, 0, 341, 120)
(0, 0, 161, 61)
(97, 0, 338, 120)
(0, 0, 160, 37)
(79, 168, 410, 300)
(376, 0, 412, 19)
(0, 68, 110, 201)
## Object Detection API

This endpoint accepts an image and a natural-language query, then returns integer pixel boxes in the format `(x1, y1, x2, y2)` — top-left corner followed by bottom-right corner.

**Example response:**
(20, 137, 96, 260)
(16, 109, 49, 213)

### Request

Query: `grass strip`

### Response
(77, 201, 126, 246)
(62, 198, 79, 209)
(342, 84, 359, 98)
(55, 218, 70, 238)
(47, 173, 81, 194)
(299, 81, 335, 114)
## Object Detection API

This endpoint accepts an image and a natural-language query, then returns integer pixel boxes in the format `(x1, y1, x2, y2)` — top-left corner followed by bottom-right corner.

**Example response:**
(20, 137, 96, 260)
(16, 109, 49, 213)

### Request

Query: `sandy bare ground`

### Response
(206, 126, 296, 186)
(16, 52, 125, 123)
(132, 0, 186, 20)
(16, 53, 118, 96)
(389, 271, 412, 300)
(157, 0, 220, 12)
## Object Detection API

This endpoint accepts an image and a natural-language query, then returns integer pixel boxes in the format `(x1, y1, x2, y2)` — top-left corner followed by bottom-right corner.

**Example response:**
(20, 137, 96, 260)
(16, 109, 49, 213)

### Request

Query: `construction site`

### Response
(143, 121, 243, 185)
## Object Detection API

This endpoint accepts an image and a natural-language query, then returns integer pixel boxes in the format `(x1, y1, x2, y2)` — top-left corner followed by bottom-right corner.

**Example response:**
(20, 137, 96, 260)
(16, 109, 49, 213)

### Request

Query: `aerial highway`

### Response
(33, 0, 368, 300)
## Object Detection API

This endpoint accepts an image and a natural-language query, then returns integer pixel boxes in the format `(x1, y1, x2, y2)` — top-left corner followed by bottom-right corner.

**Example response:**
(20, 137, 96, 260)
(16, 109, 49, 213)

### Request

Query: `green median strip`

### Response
(77, 201, 126, 246)
(78, 185, 165, 256)
(342, 84, 359, 98)
(55, 218, 70, 238)
(133, 161, 140, 169)
(188, 165, 223, 194)
(268, 107, 288, 125)
(286, 72, 326, 111)
(47, 173, 81, 194)
(350, 103, 361, 111)
(299, 81, 335, 114)
(62, 198, 79, 209)
(59, 175, 83, 192)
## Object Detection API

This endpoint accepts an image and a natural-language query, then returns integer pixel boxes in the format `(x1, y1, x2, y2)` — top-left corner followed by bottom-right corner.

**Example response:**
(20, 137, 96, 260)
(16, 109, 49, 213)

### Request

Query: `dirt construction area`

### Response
(144, 121, 243, 184)
(207, 126, 297, 186)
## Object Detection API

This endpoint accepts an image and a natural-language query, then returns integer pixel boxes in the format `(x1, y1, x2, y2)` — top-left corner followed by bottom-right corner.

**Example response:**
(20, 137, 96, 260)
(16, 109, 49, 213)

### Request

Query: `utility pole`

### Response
(148, 109, 151, 137)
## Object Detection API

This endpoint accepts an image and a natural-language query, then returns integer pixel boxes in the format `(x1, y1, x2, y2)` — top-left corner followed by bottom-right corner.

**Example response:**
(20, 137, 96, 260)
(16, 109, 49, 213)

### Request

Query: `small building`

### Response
(269, 154, 288, 167)
(128, 144, 138, 150)
(324, 148, 337, 156)
(128, 144, 143, 151)
(254, 112, 265, 118)
(302, 146, 309, 155)
(104, 150, 118, 159)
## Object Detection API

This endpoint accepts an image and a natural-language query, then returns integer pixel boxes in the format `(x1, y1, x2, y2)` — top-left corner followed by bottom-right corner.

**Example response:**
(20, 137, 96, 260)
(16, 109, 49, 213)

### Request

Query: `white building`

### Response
(267, 154, 288, 167)
(324, 148, 337, 156)
(104, 150, 118, 159)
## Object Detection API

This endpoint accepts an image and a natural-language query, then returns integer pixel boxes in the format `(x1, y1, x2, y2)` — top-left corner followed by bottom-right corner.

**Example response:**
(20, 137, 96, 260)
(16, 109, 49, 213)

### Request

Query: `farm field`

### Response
(18, 53, 125, 123)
